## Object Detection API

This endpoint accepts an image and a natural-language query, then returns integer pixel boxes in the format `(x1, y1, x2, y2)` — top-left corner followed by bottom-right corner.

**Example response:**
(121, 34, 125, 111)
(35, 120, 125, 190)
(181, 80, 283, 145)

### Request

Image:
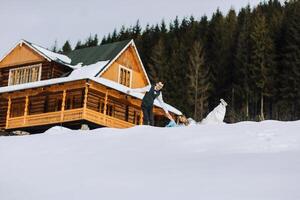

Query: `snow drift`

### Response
(0, 121, 300, 200)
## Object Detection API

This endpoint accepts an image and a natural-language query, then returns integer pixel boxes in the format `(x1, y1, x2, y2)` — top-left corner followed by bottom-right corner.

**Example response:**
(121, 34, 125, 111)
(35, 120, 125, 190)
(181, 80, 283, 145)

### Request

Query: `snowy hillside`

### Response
(1, 121, 300, 200)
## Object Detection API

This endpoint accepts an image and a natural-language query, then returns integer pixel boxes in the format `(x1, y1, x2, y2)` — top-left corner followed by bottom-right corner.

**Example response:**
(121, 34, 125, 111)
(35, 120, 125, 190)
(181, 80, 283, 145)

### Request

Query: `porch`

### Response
(4, 80, 145, 130)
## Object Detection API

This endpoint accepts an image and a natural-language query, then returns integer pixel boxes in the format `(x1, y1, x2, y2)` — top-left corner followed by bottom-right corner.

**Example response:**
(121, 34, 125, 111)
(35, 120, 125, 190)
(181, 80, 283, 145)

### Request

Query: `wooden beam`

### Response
(83, 84, 89, 117)
(89, 80, 123, 99)
(89, 81, 107, 92)
(139, 110, 143, 125)
(103, 90, 109, 115)
(48, 80, 86, 92)
(24, 95, 29, 124)
(3, 88, 44, 99)
(61, 90, 66, 121)
(1, 80, 86, 99)
(5, 96, 11, 129)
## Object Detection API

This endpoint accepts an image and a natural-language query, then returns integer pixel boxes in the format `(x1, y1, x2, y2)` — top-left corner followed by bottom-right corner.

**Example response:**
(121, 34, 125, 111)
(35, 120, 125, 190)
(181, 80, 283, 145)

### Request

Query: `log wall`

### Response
(29, 94, 46, 115)
(0, 61, 71, 87)
(87, 89, 105, 113)
(0, 98, 8, 129)
(11, 98, 25, 117)
(87, 88, 141, 125)
(65, 89, 84, 110)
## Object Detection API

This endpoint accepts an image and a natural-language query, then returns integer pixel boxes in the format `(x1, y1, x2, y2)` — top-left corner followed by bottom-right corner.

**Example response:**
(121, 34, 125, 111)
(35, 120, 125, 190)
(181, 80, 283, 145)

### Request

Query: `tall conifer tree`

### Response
(250, 9, 275, 120)
(62, 40, 72, 53)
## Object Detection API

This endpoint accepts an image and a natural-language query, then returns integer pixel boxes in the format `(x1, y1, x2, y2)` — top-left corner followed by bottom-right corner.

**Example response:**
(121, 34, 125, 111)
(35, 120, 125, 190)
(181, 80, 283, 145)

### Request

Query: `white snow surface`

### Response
(31, 43, 72, 64)
(1, 120, 300, 200)
(69, 61, 109, 78)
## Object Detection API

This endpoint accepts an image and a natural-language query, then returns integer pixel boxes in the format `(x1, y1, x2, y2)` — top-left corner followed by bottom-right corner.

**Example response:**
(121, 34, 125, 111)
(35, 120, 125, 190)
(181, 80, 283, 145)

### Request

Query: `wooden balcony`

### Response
(6, 108, 135, 130)
(4, 81, 143, 131)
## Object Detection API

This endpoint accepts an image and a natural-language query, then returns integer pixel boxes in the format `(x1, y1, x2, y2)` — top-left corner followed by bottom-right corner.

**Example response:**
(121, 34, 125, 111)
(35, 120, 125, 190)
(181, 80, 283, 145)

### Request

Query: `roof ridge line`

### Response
(70, 39, 132, 52)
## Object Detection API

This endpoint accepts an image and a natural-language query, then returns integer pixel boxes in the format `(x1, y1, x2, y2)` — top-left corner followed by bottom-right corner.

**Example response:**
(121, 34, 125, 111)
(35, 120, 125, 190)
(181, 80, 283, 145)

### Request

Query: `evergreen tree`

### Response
(234, 6, 252, 120)
(160, 20, 167, 34)
(223, 9, 238, 121)
(106, 33, 112, 43)
(250, 10, 275, 120)
(133, 20, 142, 38)
(189, 40, 210, 120)
(118, 26, 131, 40)
(199, 16, 208, 38)
(259, 0, 283, 119)
(86, 35, 93, 47)
(91, 34, 99, 46)
(75, 40, 84, 49)
(101, 36, 107, 44)
(51, 40, 58, 52)
(62, 40, 72, 54)
(279, 0, 300, 120)
(85, 34, 98, 47)
(206, 9, 226, 109)
(111, 29, 118, 41)
(138, 24, 155, 73)
(148, 38, 168, 82)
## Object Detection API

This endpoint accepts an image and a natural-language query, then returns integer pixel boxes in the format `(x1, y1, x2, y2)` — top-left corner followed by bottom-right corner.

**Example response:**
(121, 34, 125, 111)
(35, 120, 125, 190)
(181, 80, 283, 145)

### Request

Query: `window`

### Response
(118, 66, 132, 87)
(8, 64, 42, 86)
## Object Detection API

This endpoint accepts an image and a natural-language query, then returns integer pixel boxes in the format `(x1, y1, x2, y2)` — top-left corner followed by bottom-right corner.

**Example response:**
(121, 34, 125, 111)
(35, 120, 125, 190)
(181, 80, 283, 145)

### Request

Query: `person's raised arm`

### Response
(157, 93, 174, 121)
(127, 85, 151, 94)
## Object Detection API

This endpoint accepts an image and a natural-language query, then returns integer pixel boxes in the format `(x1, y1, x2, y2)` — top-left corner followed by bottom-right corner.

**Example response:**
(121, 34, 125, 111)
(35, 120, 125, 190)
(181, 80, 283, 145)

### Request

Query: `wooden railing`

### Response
(6, 108, 134, 129)
(85, 108, 134, 128)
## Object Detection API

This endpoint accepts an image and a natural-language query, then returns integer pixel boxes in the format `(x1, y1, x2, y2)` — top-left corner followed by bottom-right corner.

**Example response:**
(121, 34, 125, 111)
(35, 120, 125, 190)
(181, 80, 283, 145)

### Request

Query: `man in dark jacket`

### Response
(127, 82, 173, 125)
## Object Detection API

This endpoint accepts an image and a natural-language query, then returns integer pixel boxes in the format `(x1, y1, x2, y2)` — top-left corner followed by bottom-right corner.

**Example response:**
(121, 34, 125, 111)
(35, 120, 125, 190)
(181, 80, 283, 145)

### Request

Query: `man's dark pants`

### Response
(142, 106, 154, 125)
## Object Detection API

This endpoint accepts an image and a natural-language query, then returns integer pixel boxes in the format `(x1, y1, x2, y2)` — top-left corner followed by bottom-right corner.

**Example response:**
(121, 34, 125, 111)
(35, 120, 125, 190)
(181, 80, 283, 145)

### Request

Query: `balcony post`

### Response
(5, 96, 11, 129)
(61, 90, 66, 122)
(83, 84, 89, 117)
(139, 110, 143, 125)
(24, 95, 29, 125)
(103, 90, 108, 115)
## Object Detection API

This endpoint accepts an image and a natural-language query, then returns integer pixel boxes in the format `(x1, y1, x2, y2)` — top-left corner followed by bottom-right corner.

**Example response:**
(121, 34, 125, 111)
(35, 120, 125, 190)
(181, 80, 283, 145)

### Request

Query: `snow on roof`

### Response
(0, 76, 85, 94)
(30, 43, 72, 65)
(3, 40, 77, 69)
(69, 61, 109, 78)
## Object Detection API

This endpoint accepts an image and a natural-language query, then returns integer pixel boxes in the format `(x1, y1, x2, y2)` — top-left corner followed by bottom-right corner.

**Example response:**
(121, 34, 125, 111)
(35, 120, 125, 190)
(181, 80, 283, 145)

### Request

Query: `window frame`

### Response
(8, 63, 42, 86)
(118, 65, 132, 88)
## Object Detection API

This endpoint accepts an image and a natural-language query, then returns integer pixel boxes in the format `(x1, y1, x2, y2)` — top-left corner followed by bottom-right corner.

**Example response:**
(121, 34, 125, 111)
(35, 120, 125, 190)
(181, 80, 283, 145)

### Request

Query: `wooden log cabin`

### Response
(0, 39, 181, 133)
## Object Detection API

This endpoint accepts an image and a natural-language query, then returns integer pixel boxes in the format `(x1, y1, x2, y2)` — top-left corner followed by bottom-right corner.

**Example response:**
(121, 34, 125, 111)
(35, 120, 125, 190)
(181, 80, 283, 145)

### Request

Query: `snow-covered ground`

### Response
(1, 121, 300, 200)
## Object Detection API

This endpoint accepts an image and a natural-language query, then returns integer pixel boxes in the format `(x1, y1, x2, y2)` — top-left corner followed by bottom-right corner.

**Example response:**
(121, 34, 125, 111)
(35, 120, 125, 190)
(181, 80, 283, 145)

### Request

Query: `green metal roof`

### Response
(67, 39, 131, 66)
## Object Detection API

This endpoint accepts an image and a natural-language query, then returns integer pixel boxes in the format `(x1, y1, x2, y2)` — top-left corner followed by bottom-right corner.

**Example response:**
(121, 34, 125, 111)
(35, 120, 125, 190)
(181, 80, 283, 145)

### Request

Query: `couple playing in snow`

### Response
(127, 81, 228, 126)
(127, 81, 181, 126)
